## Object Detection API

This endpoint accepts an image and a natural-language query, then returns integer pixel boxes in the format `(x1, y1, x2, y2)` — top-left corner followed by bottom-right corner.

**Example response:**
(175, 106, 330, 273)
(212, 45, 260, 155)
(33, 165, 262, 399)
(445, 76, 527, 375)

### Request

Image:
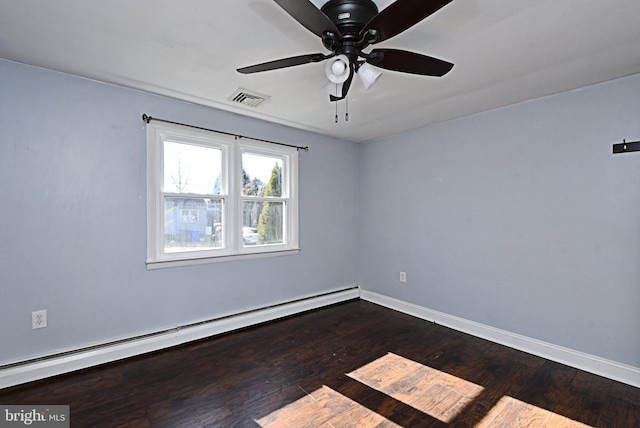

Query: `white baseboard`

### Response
(5, 287, 638, 390)
(361, 290, 640, 388)
(0, 286, 360, 390)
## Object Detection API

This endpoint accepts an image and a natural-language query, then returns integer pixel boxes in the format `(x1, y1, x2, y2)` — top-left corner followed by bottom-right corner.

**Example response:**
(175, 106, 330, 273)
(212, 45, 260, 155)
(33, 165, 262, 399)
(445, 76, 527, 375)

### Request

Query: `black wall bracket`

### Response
(613, 139, 640, 154)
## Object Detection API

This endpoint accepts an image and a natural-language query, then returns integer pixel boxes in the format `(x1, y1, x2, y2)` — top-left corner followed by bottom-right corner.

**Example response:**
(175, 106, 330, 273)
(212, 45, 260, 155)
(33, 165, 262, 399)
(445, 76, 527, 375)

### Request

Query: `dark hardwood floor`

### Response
(1, 300, 638, 427)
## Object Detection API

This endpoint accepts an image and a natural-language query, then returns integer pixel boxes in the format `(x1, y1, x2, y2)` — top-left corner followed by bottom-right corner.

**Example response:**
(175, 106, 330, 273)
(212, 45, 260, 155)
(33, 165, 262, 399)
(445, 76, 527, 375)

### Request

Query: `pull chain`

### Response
(345, 96, 349, 121)
(331, 85, 351, 123)
(335, 83, 339, 123)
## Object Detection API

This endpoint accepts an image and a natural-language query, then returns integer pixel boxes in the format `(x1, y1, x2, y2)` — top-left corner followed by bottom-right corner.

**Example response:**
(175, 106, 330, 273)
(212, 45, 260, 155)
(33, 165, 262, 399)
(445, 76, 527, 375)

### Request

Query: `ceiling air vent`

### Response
(228, 88, 270, 108)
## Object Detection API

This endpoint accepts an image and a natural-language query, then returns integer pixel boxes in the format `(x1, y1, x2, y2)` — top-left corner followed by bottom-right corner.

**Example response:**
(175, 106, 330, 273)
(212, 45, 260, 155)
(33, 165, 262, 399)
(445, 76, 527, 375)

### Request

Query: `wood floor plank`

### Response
(0, 300, 637, 427)
(482, 397, 549, 428)
(552, 370, 612, 426)
(597, 381, 640, 427)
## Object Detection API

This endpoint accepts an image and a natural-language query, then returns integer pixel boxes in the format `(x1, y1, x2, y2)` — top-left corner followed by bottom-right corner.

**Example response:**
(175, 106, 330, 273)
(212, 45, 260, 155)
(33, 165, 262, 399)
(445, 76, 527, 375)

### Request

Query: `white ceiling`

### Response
(1, 0, 639, 143)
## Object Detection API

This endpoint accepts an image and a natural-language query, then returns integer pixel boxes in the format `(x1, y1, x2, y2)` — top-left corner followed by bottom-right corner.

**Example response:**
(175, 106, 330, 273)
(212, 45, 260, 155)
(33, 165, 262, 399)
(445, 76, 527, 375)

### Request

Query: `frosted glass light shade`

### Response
(325, 55, 350, 84)
(323, 80, 343, 96)
(357, 63, 382, 90)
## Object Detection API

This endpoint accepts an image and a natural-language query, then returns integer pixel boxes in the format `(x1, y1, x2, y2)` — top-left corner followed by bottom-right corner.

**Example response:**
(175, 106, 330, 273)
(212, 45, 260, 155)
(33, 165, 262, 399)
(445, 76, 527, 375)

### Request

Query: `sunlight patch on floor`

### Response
(476, 395, 594, 428)
(255, 352, 594, 427)
(255, 384, 401, 427)
(348, 352, 484, 423)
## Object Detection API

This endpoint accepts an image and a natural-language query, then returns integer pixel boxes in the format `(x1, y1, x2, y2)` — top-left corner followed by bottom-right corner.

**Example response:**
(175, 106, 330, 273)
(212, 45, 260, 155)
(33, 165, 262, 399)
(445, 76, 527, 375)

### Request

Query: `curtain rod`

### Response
(142, 114, 309, 152)
(613, 139, 640, 154)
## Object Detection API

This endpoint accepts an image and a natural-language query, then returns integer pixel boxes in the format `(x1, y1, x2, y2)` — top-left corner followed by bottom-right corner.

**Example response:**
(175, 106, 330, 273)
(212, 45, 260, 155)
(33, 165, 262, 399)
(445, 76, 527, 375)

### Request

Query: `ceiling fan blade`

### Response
(362, 0, 453, 43)
(367, 48, 453, 76)
(274, 0, 341, 38)
(237, 53, 327, 74)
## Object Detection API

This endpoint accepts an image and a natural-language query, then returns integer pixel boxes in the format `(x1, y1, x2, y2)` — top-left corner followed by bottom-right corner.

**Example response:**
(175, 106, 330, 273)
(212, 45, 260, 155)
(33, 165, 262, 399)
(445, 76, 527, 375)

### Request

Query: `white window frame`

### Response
(146, 121, 299, 268)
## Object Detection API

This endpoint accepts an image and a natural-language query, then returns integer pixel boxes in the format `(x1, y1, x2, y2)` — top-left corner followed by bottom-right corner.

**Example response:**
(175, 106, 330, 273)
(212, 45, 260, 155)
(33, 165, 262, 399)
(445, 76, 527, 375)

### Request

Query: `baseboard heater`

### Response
(0, 286, 361, 389)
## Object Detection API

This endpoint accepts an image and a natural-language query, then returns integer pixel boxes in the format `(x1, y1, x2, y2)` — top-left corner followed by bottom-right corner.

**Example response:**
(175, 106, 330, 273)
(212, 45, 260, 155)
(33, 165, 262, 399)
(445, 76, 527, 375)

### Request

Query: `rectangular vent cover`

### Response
(228, 89, 270, 108)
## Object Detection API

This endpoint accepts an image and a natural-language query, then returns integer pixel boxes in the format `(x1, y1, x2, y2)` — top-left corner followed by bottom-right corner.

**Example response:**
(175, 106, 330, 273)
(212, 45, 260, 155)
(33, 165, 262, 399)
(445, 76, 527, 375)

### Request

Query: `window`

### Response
(181, 209, 199, 223)
(146, 121, 299, 267)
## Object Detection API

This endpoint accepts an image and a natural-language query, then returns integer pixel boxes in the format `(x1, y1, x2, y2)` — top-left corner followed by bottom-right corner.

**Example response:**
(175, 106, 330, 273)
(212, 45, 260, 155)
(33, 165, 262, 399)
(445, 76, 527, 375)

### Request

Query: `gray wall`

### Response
(0, 59, 360, 365)
(2, 57, 639, 371)
(357, 73, 640, 367)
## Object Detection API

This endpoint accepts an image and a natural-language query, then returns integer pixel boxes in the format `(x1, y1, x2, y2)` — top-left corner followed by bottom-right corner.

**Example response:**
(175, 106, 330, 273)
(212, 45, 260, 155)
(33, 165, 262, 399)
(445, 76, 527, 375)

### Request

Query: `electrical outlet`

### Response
(32, 310, 47, 329)
(400, 271, 407, 283)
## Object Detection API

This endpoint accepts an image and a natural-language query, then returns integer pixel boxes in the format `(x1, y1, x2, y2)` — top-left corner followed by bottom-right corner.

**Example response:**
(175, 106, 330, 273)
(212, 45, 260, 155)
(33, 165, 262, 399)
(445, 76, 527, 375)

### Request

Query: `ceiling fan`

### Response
(237, 0, 454, 101)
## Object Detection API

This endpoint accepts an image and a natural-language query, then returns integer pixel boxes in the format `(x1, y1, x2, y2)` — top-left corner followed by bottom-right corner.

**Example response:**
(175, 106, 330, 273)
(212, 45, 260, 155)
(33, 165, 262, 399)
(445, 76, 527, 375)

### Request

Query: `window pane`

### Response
(244, 201, 284, 245)
(242, 153, 283, 197)
(164, 141, 222, 194)
(164, 198, 223, 251)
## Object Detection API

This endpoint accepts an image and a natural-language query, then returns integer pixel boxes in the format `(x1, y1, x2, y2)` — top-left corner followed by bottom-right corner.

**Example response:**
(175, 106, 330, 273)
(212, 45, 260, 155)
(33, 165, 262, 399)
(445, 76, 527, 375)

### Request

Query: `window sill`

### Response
(146, 248, 301, 270)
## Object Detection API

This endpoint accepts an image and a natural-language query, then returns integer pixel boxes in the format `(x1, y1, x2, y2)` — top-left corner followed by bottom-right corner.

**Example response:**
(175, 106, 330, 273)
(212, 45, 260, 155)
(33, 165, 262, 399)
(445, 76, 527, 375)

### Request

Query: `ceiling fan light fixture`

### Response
(241, 0, 455, 104)
(357, 62, 382, 90)
(325, 55, 351, 84)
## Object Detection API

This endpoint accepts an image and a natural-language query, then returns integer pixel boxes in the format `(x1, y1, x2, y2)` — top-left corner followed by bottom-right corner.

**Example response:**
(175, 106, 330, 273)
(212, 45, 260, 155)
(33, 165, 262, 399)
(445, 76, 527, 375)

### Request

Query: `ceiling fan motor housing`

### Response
(321, 0, 379, 35)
